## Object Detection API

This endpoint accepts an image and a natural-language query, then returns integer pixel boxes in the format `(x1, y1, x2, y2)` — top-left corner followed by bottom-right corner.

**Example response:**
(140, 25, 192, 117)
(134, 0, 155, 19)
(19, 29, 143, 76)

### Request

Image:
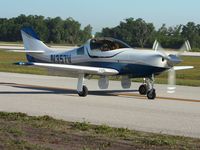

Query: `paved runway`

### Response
(0, 72, 200, 138)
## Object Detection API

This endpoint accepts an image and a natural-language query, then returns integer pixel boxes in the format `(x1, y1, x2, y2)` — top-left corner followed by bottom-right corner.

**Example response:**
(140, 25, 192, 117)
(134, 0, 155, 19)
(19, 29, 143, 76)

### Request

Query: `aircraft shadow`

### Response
(0, 82, 138, 97)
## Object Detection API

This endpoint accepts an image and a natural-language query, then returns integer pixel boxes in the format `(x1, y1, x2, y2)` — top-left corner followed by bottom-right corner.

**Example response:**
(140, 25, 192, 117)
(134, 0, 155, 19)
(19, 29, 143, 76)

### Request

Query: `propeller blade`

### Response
(180, 40, 191, 51)
(178, 40, 192, 56)
(153, 40, 165, 51)
(167, 68, 176, 93)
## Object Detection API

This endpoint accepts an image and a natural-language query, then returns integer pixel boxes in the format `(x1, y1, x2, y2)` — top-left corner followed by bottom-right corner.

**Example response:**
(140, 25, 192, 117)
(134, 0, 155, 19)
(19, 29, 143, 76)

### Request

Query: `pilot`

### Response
(111, 43, 118, 50)
(114, 43, 119, 49)
(101, 43, 109, 51)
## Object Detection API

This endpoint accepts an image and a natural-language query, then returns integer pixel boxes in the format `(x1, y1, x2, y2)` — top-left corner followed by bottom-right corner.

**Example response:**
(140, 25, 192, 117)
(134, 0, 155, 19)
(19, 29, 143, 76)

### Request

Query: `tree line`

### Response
(0, 15, 200, 50)
(0, 14, 92, 45)
(96, 18, 200, 50)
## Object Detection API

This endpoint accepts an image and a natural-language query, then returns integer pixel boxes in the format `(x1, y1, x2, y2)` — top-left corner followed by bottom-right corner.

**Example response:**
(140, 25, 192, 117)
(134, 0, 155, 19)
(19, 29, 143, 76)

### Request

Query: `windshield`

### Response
(90, 37, 131, 51)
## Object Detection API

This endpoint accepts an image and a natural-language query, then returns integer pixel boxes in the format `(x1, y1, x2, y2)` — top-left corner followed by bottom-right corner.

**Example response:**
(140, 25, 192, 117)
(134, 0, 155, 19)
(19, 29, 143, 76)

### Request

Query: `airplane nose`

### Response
(155, 54, 170, 68)
(160, 54, 182, 67)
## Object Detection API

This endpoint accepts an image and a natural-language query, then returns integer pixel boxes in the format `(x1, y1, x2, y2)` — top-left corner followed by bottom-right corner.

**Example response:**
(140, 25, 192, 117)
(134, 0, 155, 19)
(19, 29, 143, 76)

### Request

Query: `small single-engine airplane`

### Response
(14, 27, 193, 99)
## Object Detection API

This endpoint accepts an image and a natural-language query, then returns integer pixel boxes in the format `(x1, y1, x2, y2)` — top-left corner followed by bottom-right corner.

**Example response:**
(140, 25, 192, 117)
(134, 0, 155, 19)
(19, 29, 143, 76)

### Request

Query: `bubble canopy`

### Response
(89, 37, 131, 51)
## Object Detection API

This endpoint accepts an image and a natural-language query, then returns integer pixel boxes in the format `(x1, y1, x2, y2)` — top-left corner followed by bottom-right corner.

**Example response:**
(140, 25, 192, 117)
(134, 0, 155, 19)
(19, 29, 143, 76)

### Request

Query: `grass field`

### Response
(0, 50, 46, 75)
(155, 56, 200, 86)
(0, 50, 199, 86)
(0, 112, 200, 150)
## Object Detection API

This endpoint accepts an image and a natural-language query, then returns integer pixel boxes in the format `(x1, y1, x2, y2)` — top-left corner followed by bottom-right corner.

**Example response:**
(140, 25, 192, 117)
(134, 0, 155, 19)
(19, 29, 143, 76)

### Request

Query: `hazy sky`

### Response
(0, 0, 200, 33)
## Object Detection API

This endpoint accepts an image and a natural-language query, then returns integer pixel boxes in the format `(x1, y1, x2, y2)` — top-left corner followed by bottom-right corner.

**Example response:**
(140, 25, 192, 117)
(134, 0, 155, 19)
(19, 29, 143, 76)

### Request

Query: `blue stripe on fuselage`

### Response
(26, 54, 47, 63)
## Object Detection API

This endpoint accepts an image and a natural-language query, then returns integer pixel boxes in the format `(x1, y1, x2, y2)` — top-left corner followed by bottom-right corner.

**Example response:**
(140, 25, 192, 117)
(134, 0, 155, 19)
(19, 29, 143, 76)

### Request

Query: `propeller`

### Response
(167, 67, 176, 93)
(152, 40, 192, 94)
(153, 40, 182, 65)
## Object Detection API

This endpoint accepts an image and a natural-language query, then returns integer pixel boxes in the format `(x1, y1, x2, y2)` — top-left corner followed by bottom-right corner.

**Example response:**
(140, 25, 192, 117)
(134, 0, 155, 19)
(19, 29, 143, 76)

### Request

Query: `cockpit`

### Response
(90, 37, 131, 51)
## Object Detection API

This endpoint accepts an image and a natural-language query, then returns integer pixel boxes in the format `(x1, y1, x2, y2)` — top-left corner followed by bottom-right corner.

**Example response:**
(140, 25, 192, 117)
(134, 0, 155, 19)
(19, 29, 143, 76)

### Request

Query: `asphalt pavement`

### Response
(0, 72, 200, 138)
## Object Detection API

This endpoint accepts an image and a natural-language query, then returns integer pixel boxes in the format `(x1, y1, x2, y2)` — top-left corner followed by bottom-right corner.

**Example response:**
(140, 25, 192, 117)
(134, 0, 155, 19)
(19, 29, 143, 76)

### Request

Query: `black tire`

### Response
(147, 89, 156, 100)
(139, 84, 148, 95)
(78, 85, 88, 97)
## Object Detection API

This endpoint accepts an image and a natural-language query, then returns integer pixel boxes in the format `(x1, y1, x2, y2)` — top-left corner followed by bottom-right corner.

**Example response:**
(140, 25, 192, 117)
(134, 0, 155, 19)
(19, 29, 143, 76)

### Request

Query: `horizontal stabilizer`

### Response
(9, 50, 45, 53)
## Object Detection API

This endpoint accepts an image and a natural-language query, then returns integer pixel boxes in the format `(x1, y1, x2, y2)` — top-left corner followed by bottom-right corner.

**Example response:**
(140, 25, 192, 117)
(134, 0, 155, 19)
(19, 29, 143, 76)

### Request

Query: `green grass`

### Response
(0, 50, 46, 75)
(155, 56, 200, 86)
(0, 50, 199, 86)
(191, 48, 200, 52)
(0, 112, 200, 149)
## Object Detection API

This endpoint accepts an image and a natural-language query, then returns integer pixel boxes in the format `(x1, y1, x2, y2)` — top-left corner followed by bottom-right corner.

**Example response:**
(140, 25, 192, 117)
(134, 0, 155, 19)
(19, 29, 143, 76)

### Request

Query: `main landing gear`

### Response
(77, 74, 88, 97)
(76, 73, 156, 99)
(138, 76, 156, 100)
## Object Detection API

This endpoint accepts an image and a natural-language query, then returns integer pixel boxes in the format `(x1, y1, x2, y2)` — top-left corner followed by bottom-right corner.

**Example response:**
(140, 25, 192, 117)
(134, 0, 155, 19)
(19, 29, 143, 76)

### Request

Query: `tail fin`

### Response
(21, 27, 50, 62)
(21, 27, 50, 51)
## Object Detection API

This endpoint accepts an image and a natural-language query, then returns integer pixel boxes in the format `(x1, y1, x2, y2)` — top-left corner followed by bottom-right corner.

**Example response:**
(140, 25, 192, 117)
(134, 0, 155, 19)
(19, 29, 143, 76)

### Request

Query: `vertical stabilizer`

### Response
(21, 27, 51, 62)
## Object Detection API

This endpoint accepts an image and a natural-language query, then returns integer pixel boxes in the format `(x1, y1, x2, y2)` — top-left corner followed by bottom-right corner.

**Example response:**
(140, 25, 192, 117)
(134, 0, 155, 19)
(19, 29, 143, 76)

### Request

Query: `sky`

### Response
(0, 0, 200, 33)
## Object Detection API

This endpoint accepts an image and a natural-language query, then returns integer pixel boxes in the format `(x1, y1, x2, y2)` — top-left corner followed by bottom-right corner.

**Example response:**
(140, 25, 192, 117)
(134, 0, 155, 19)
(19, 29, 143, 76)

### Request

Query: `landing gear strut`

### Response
(77, 74, 88, 97)
(138, 76, 156, 100)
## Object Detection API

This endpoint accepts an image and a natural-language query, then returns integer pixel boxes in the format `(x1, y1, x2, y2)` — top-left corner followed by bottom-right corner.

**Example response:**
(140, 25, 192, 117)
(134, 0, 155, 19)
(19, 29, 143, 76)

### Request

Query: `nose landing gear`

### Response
(138, 76, 156, 100)
(147, 89, 156, 99)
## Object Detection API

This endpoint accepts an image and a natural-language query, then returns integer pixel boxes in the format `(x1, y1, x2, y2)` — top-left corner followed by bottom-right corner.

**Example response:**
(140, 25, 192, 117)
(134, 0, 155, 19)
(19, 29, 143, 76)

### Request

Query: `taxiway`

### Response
(0, 72, 200, 138)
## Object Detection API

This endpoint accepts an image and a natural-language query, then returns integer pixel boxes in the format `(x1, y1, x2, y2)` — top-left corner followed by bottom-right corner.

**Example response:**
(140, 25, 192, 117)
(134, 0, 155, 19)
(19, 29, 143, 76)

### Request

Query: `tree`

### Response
(62, 17, 81, 44)
(182, 22, 200, 48)
(96, 18, 155, 47)
(156, 24, 184, 48)
(80, 24, 92, 43)
(46, 17, 63, 43)
(134, 19, 155, 47)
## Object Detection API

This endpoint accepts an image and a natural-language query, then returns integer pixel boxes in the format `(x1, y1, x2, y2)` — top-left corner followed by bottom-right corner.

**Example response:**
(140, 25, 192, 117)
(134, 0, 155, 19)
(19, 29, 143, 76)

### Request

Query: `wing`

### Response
(30, 62, 119, 76)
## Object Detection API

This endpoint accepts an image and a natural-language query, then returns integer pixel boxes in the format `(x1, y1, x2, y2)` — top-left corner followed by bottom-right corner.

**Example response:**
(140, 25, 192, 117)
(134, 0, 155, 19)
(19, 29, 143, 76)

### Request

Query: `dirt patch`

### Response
(0, 112, 200, 150)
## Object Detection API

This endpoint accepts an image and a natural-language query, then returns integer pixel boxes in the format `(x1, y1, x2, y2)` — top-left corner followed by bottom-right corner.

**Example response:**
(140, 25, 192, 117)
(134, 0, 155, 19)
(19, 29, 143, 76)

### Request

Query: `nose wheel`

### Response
(147, 89, 156, 99)
(139, 76, 156, 100)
